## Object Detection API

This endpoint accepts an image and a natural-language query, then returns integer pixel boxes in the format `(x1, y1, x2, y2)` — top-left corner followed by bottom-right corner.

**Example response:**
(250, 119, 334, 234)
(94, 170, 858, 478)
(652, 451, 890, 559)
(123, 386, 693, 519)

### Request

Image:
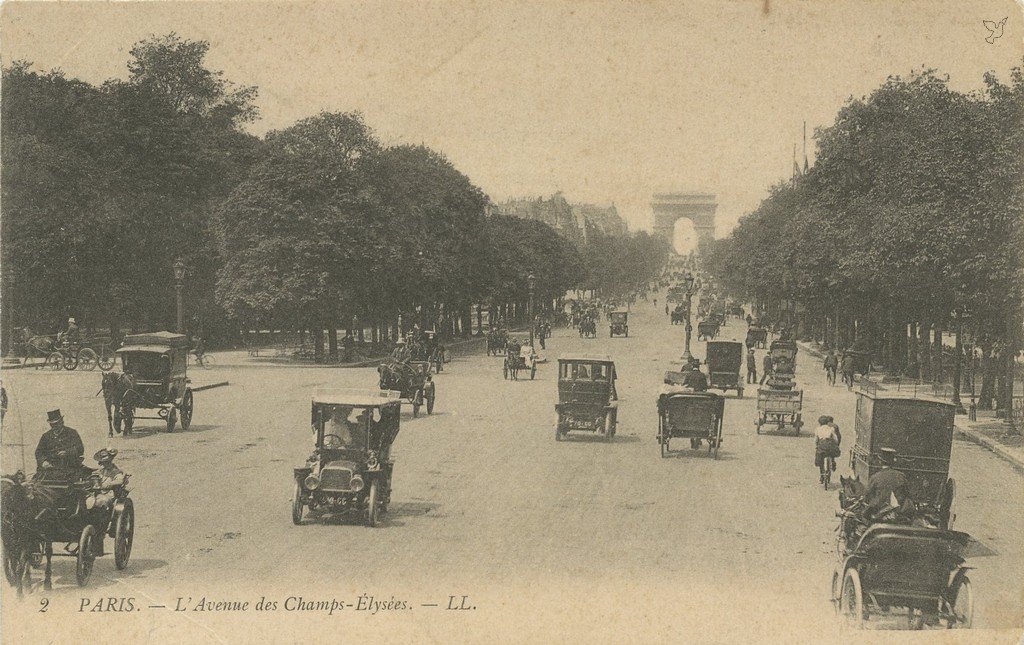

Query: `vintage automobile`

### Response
(112, 331, 194, 433)
(848, 387, 957, 529)
(377, 360, 436, 417)
(292, 389, 401, 527)
(755, 387, 803, 434)
(609, 310, 629, 337)
(554, 354, 618, 441)
(2, 455, 134, 591)
(705, 340, 744, 397)
(745, 326, 769, 349)
(769, 339, 798, 375)
(831, 523, 973, 629)
(656, 388, 725, 458)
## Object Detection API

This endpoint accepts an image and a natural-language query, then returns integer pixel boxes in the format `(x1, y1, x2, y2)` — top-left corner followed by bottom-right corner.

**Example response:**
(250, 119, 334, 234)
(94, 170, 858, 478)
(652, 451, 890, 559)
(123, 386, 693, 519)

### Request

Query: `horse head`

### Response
(839, 475, 865, 509)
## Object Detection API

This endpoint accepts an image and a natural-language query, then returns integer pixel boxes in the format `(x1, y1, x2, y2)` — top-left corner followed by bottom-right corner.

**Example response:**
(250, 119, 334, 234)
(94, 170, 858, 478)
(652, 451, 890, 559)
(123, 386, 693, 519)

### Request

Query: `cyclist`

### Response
(823, 349, 838, 385)
(814, 415, 841, 484)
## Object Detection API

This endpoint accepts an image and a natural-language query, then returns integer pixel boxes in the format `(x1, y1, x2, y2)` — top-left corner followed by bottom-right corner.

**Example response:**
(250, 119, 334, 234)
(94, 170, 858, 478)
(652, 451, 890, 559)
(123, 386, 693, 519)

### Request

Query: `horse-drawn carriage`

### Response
(656, 389, 725, 458)
(377, 360, 436, 417)
(670, 306, 687, 325)
(705, 341, 744, 397)
(23, 334, 117, 372)
(503, 345, 537, 380)
(578, 316, 597, 338)
(745, 326, 768, 349)
(103, 332, 195, 435)
(696, 320, 720, 341)
(2, 458, 134, 592)
(554, 355, 618, 441)
(609, 311, 629, 337)
(755, 388, 803, 434)
(769, 339, 797, 375)
(292, 389, 401, 527)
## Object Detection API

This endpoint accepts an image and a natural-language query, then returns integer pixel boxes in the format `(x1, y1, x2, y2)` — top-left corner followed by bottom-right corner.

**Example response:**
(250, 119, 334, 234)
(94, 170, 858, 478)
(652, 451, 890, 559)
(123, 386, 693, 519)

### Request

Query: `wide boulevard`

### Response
(3, 295, 1021, 641)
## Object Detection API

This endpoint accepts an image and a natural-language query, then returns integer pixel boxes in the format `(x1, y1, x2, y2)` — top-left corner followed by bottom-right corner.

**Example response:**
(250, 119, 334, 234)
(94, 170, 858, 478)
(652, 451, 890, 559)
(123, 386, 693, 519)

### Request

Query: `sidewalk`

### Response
(797, 340, 1024, 474)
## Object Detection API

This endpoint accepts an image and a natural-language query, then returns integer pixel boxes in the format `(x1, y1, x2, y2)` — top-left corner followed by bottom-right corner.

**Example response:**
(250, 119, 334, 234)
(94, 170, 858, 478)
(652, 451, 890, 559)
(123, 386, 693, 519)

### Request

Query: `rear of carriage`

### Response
(851, 391, 956, 527)
(706, 341, 744, 396)
(657, 391, 725, 457)
(114, 332, 193, 431)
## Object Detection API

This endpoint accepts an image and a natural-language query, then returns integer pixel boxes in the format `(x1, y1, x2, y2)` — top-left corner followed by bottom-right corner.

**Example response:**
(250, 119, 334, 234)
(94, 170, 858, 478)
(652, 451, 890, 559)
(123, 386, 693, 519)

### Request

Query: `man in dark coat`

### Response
(682, 364, 708, 392)
(746, 349, 757, 384)
(759, 353, 774, 385)
(35, 409, 85, 474)
(863, 448, 910, 517)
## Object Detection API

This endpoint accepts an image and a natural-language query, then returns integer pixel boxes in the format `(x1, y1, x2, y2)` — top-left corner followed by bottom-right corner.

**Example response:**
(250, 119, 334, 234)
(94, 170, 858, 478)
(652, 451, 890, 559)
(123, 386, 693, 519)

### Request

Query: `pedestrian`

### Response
(745, 313, 752, 326)
(746, 349, 757, 384)
(841, 353, 856, 390)
(824, 350, 838, 385)
(760, 353, 774, 385)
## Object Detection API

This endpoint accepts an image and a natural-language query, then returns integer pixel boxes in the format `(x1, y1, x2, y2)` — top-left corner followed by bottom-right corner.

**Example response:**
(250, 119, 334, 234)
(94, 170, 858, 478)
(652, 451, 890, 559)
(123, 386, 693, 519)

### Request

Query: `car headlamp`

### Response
(349, 475, 365, 492)
(304, 474, 320, 490)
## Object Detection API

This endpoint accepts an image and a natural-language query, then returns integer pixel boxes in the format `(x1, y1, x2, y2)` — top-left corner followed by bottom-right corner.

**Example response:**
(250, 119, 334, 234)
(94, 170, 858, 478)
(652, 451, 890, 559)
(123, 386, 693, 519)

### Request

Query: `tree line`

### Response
(1, 35, 669, 359)
(704, 65, 1024, 410)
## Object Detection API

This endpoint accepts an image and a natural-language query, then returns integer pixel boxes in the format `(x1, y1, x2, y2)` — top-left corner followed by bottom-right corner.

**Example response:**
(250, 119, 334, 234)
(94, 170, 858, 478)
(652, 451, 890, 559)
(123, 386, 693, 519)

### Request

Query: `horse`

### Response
(378, 360, 415, 391)
(101, 372, 136, 437)
(839, 475, 866, 510)
(1, 473, 64, 593)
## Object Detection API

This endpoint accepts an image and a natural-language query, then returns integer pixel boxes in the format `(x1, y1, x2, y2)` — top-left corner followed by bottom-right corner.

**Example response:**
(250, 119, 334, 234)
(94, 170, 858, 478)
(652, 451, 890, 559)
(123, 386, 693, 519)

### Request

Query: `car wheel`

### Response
(114, 499, 134, 570)
(291, 483, 305, 526)
(366, 480, 379, 528)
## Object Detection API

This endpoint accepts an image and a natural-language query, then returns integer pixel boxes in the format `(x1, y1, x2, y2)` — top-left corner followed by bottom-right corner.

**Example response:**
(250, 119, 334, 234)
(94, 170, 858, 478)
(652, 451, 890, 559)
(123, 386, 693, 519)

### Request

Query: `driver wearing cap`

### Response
(863, 447, 910, 517)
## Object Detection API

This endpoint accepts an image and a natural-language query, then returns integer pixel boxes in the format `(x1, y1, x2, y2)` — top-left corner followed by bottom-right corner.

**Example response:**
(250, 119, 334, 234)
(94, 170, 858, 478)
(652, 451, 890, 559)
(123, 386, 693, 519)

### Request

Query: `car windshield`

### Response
(316, 404, 379, 449)
(560, 362, 609, 381)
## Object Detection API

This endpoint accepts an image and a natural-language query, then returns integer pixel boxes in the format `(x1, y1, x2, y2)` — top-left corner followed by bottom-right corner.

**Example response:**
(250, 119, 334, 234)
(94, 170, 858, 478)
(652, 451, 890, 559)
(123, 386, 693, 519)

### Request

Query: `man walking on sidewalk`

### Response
(746, 349, 757, 384)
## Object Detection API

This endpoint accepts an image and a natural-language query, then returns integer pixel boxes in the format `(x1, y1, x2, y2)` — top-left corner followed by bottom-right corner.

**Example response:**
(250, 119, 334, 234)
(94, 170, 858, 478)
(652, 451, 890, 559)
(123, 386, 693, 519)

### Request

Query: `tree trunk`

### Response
(477, 303, 483, 335)
(917, 321, 930, 381)
(979, 342, 996, 410)
(932, 322, 944, 383)
(328, 326, 338, 361)
(313, 328, 325, 363)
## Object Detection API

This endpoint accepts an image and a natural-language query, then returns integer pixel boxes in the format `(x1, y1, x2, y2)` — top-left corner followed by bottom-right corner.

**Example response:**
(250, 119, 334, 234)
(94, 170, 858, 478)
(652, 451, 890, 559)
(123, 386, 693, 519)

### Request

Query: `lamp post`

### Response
(680, 271, 696, 366)
(172, 259, 186, 334)
(952, 306, 967, 414)
(527, 272, 536, 348)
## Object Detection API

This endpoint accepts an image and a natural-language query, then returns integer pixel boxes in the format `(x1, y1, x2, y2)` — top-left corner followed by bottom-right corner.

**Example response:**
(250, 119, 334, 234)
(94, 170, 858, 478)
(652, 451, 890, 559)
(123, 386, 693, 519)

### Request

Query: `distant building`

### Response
(493, 192, 628, 244)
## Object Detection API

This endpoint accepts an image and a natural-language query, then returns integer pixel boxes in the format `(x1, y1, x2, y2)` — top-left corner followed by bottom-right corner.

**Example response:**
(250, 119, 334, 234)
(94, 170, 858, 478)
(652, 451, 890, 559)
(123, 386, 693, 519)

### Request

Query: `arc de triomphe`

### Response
(651, 193, 717, 252)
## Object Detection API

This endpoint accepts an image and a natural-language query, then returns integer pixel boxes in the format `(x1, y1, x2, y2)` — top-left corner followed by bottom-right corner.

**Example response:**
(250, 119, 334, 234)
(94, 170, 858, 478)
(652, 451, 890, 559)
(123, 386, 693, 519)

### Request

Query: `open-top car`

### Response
(609, 310, 629, 337)
(292, 389, 402, 527)
(555, 354, 618, 441)
(109, 331, 194, 434)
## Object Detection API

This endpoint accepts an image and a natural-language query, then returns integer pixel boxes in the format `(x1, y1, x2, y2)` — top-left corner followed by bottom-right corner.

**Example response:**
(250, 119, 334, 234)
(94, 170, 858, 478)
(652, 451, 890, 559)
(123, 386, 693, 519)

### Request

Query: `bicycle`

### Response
(191, 351, 215, 369)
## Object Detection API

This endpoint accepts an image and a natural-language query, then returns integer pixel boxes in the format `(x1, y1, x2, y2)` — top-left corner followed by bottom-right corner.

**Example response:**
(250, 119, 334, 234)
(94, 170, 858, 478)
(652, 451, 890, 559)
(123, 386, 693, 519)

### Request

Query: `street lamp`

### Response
(680, 271, 696, 365)
(527, 272, 536, 348)
(172, 259, 186, 334)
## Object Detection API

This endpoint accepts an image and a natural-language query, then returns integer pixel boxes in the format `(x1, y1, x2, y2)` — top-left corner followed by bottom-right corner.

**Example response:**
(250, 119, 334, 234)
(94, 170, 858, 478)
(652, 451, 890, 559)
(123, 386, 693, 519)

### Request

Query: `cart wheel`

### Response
(180, 389, 194, 430)
(947, 573, 973, 628)
(46, 352, 64, 370)
(63, 351, 79, 370)
(77, 348, 99, 371)
(531, 364, 536, 380)
(165, 405, 177, 432)
(291, 482, 305, 526)
(98, 348, 116, 371)
(604, 411, 614, 441)
(76, 525, 97, 586)
(840, 568, 865, 628)
(366, 480, 379, 527)
(425, 384, 436, 414)
(113, 498, 134, 570)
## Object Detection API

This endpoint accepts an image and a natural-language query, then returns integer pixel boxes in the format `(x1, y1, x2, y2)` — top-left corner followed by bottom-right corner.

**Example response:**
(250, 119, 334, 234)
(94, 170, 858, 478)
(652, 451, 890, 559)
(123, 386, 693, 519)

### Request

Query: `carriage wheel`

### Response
(113, 498, 134, 570)
(180, 389, 194, 430)
(412, 391, 421, 418)
(98, 347, 116, 371)
(840, 568, 865, 628)
(425, 384, 435, 414)
(165, 405, 177, 432)
(366, 480, 379, 528)
(46, 352, 64, 370)
(76, 525, 97, 587)
(291, 482, 305, 526)
(77, 348, 99, 371)
(63, 351, 79, 370)
(947, 573, 973, 628)
(603, 411, 614, 441)
(530, 364, 536, 380)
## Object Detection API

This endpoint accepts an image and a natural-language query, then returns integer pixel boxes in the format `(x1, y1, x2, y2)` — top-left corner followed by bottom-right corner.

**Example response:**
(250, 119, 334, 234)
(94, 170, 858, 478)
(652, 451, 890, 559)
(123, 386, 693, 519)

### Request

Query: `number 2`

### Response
(39, 598, 49, 612)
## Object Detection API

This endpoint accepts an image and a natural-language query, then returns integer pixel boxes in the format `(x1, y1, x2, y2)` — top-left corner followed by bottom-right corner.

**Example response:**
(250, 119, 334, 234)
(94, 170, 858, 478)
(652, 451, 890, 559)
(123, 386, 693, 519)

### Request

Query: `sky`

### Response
(2, 0, 1021, 241)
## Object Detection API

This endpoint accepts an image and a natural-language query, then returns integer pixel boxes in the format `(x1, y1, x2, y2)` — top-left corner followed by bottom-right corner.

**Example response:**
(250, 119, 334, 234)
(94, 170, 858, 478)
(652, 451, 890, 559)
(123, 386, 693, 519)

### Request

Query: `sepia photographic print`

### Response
(0, 1, 1022, 643)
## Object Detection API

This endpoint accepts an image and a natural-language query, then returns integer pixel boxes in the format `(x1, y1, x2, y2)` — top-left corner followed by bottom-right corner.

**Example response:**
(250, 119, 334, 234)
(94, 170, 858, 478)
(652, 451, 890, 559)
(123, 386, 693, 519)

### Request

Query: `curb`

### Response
(954, 425, 1024, 474)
